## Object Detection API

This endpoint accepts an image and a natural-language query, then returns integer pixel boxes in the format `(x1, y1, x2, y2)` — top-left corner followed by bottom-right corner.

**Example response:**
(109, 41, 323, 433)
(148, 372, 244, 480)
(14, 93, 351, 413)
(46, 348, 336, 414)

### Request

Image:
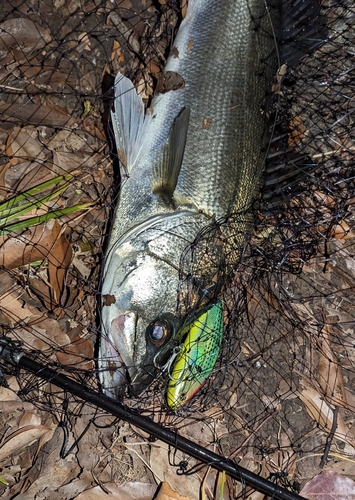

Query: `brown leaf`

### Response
(46, 130, 87, 153)
(0, 424, 55, 462)
(150, 445, 199, 499)
(156, 71, 185, 94)
(111, 40, 126, 74)
(74, 482, 157, 500)
(0, 101, 78, 128)
(299, 381, 355, 449)
(6, 126, 47, 161)
(0, 220, 71, 269)
(316, 321, 348, 408)
(0, 18, 52, 53)
(156, 482, 190, 500)
(5, 160, 55, 192)
(18, 412, 42, 428)
(0, 220, 72, 311)
(288, 116, 306, 148)
(301, 471, 355, 500)
(46, 220, 73, 306)
(0, 162, 10, 198)
(0, 286, 36, 322)
(56, 337, 94, 370)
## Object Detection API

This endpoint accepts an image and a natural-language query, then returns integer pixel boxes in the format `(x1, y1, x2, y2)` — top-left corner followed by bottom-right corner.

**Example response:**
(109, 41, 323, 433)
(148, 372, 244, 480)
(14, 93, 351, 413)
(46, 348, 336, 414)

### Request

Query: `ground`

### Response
(0, 0, 355, 499)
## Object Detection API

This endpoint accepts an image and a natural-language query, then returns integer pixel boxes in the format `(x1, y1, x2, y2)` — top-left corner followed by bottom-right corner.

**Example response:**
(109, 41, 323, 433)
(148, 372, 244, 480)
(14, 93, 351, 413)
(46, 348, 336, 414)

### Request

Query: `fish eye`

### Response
(147, 318, 173, 347)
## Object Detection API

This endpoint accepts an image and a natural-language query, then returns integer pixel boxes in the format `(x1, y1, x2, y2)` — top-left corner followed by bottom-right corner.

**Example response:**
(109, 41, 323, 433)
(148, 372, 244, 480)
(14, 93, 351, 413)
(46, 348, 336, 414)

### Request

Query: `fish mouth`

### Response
(100, 312, 138, 398)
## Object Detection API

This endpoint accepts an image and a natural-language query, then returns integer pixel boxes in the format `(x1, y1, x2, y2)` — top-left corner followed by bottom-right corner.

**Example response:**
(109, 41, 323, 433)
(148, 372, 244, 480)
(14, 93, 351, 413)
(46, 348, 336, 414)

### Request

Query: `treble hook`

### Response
(153, 346, 182, 378)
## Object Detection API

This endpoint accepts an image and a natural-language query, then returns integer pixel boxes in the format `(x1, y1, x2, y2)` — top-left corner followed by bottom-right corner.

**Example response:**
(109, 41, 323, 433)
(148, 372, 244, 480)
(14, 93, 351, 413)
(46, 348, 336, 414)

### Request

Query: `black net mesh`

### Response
(0, 0, 355, 498)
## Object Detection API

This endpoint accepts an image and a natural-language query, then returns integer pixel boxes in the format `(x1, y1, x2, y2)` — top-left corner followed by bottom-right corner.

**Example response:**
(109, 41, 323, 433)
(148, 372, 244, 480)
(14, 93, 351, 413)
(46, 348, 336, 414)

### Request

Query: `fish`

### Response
(99, 0, 325, 404)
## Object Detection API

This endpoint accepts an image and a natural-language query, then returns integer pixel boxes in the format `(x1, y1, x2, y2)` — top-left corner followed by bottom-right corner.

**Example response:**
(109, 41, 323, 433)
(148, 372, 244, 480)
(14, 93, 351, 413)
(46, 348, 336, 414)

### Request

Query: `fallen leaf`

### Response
(301, 471, 355, 500)
(74, 482, 157, 500)
(299, 382, 355, 450)
(316, 321, 347, 408)
(0, 220, 73, 311)
(150, 444, 200, 499)
(0, 424, 55, 462)
(6, 126, 47, 161)
(325, 459, 355, 478)
(77, 32, 91, 52)
(111, 39, 126, 73)
(0, 18, 52, 52)
(56, 336, 94, 370)
(0, 285, 35, 322)
(18, 412, 42, 428)
(0, 101, 78, 128)
(288, 116, 306, 148)
(5, 159, 54, 192)
(46, 130, 87, 153)
(155, 482, 190, 500)
(52, 150, 97, 174)
(0, 376, 20, 401)
(46, 219, 73, 307)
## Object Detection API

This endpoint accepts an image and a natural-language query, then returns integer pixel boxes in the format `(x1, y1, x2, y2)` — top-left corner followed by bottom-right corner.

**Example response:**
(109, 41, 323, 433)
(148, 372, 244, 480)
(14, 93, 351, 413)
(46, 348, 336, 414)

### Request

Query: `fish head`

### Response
(100, 246, 182, 398)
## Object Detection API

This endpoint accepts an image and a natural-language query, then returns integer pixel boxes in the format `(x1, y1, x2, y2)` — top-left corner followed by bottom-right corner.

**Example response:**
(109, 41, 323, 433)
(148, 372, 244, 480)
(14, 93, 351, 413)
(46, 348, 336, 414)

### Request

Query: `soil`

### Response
(0, 0, 355, 499)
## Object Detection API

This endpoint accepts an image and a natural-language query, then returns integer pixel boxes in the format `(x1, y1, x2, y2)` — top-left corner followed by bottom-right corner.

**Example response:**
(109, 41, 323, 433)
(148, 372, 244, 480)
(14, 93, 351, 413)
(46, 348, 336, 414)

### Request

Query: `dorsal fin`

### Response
(111, 73, 149, 172)
(151, 107, 190, 202)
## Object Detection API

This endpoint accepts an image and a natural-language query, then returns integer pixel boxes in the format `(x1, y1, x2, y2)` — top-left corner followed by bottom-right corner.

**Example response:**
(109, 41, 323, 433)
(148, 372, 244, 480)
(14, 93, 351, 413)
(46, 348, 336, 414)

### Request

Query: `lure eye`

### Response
(147, 319, 173, 347)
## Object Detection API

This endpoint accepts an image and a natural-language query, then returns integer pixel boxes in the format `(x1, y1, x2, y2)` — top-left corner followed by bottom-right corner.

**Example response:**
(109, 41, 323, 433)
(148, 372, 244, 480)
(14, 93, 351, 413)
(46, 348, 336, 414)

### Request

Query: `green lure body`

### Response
(166, 301, 224, 410)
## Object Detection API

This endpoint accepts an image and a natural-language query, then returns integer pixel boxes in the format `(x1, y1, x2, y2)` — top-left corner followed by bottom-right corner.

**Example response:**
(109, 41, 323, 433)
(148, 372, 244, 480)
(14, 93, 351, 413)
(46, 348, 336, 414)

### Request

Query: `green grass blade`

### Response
(0, 184, 69, 224)
(0, 173, 73, 214)
(0, 203, 94, 234)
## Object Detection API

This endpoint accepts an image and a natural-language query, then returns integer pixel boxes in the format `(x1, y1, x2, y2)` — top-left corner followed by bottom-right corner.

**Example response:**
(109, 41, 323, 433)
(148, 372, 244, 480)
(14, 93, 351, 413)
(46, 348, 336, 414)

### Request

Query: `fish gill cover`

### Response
(0, 0, 354, 498)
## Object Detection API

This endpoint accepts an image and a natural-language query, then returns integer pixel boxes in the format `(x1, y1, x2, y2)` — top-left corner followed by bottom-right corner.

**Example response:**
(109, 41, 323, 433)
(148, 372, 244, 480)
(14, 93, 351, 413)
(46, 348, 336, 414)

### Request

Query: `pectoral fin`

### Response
(151, 106, 190, 203)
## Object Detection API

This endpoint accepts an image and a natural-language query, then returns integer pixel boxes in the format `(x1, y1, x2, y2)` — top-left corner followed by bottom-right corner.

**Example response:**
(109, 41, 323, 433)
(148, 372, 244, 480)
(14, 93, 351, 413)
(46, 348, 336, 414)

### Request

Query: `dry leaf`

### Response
(5, 159, 54, 192)
(0, 376, 20, 401)
(316, 322, 347, 408)
(325, 460, 355, 478)
(0, 220, 73, 311)
(46, 219, 73, 306)
(46, 129, 87, 152)
(288, 116, 306, 147)
(74, 482, 157, 500)
(299, 382, 355, 450)
(6, 126, 47, 161)
(77, 32, 91, 52)
(0, 286, 35, 322)
(0, 101, 77, 128)
(56, 337, 94, 370)
(18, 412, 42, 428)
(0, 424, 55, 462)
(301, 471, 355, 500)
(111, 39, 126, 73)
(52, 150, 95, 174)
(150, 444, 200, 499)
(0, 18, 52, 52)
(156, 482, 190, 500)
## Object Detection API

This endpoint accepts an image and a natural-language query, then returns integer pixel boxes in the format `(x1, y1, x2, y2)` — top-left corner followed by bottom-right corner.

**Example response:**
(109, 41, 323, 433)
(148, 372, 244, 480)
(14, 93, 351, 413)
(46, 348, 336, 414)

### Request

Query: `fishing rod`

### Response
(0, 336, 305, 500)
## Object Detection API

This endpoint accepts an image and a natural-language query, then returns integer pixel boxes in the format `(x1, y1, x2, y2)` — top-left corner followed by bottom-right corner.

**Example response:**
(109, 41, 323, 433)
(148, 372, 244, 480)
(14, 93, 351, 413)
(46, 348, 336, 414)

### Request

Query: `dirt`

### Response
(0, 0, 355, 499)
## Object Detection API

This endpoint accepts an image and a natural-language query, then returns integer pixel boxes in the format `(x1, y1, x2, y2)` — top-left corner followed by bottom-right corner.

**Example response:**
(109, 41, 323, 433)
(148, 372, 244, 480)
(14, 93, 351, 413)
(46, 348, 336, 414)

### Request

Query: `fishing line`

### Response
(0, 335, 304, 500)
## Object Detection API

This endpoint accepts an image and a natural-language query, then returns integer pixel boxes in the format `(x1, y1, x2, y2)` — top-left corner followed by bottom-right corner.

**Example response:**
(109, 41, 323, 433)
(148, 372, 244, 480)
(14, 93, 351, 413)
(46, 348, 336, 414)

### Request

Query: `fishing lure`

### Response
(166, 301, 224, 410)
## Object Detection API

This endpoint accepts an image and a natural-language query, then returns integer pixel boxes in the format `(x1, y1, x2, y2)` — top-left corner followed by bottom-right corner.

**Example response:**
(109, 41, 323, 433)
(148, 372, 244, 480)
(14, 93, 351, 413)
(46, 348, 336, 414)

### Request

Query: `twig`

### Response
(320, 406, 339, 468)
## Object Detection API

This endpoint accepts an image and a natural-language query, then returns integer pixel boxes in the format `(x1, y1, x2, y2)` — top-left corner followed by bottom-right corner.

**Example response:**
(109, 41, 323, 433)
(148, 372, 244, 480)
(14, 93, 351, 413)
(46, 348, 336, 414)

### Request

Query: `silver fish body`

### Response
(100, 0, 281, 398)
